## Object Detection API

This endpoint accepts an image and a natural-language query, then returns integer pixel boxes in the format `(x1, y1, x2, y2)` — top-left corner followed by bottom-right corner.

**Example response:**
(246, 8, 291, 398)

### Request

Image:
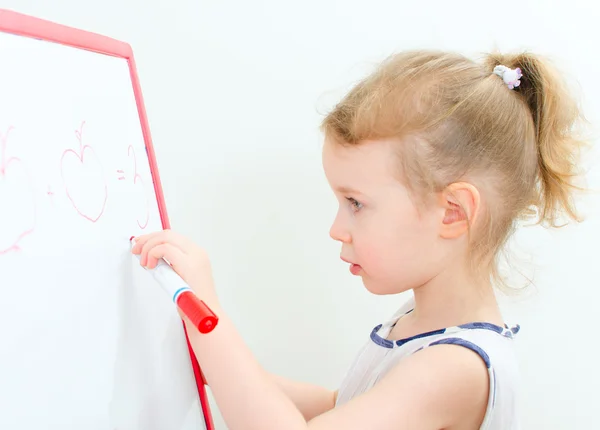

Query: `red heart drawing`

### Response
(0, 126, 37, 254)
(61, 121, 108, 223)
(128, 145, 149, 230)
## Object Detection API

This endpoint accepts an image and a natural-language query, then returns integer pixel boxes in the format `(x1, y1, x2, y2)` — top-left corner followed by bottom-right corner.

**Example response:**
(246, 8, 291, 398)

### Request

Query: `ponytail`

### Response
(485, 52, 587, 226)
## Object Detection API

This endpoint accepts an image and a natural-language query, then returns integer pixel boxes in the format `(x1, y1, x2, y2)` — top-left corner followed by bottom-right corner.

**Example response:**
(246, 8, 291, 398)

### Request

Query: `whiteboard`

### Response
(0, 26, 208, 430)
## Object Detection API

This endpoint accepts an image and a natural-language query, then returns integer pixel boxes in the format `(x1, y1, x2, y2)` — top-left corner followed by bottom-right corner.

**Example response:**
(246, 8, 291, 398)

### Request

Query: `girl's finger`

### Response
(146, 243, 189, 279)
(131, 231, 162, 254)
(138, 231, 190, 265)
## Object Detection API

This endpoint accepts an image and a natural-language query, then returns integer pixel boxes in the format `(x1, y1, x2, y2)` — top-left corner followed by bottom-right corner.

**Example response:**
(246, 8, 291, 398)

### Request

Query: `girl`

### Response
(132, 50, 587, 429)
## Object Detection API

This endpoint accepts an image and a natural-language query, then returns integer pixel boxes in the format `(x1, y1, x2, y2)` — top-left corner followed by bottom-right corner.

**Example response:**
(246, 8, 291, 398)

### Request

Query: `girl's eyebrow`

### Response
(336, 186, 364, 196)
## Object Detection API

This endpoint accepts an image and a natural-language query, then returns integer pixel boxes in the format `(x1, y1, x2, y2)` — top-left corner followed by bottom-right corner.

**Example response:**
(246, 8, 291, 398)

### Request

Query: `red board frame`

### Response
(0, 8, 215, 430)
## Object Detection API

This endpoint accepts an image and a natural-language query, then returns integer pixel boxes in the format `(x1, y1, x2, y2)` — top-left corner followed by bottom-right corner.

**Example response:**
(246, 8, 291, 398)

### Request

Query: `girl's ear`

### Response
(437, 182, 481, 239)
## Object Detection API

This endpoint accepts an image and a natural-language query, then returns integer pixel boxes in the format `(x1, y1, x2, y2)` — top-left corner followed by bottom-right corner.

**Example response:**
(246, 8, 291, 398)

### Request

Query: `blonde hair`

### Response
(321, 50, 588, 285)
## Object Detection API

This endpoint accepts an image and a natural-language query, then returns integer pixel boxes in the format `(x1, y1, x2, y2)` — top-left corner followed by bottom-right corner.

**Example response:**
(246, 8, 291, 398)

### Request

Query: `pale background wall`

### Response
(4, 1, 599, 428)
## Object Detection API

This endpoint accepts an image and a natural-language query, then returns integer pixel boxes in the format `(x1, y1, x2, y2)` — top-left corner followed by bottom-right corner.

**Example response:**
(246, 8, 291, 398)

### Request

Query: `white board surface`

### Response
(0, 31, 207, 430)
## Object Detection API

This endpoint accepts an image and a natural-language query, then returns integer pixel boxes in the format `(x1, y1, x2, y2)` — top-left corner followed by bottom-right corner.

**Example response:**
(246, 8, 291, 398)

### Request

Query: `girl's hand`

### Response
(131, 229, 218, 305)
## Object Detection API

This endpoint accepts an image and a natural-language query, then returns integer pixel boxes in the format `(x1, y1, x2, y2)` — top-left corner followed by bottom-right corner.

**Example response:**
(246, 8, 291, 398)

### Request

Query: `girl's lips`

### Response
(349, 263, 362, 275)
(341, 257, 362, 275)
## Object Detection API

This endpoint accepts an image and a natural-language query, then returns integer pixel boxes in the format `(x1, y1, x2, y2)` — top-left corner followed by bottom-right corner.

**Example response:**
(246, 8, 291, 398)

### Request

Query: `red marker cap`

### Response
(176, 292, 219, 333)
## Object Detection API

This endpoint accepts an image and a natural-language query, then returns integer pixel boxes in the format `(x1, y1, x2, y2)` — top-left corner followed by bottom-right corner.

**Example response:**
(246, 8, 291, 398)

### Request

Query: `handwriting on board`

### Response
(115, 145, 151, 230)
(0, 126, 36, 254)
(126, 145, 150, 230)
(61, 121, 108, 223)
(0, 120, 152, 255)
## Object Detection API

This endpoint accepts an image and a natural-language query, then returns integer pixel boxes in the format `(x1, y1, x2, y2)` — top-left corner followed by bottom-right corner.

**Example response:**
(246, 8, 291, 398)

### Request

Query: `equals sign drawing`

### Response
(117, 169, 126, 180)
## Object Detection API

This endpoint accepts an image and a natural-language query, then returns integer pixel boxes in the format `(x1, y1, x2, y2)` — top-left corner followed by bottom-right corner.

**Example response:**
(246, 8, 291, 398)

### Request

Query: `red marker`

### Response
(130, 237, 218, 333)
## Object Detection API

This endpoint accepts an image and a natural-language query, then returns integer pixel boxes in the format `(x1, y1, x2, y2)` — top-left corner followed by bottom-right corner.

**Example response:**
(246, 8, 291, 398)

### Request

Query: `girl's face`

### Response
(322, 138, 449, 295)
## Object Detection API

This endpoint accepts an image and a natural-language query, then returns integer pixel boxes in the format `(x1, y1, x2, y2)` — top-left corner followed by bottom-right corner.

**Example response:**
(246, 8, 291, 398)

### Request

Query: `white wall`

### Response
(4, 1, 599, 428)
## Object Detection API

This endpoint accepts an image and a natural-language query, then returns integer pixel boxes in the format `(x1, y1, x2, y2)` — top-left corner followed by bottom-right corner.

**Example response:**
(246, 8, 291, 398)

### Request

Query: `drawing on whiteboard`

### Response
(61, 121, 108, 222)
(0, 126, 36, 254)
(47, 185, 55, 206)
(127, 145, 150, 229)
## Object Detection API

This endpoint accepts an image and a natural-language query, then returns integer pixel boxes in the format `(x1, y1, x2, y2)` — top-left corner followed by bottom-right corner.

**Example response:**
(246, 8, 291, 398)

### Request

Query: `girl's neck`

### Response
(389, 267, 503, 341)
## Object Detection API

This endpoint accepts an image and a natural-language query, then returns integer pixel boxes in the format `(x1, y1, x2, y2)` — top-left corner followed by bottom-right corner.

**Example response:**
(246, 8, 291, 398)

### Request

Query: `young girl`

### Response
(132, 50, 586, 429)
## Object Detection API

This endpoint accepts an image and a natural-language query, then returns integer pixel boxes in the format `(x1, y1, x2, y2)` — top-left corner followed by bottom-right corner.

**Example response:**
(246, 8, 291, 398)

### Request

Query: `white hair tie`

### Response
(493, 65, 523, 90)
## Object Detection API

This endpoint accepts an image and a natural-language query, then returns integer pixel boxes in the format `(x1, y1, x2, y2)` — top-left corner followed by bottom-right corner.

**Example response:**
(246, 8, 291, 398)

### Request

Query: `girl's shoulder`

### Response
(337, 298, 521, 429)
(409, 322, 521, 429)
(337, 330, 506, 429)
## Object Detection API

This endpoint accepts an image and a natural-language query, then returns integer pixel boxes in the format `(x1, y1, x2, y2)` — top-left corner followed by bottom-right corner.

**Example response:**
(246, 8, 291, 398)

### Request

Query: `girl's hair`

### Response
(321, 50, 588, 285)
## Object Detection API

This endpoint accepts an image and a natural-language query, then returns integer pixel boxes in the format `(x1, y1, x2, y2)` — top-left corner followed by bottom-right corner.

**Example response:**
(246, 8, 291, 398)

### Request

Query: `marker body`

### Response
(131, 240, 218, 333)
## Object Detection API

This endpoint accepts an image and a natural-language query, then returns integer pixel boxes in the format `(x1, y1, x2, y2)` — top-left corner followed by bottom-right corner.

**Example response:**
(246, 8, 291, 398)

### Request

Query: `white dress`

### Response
(335, 298, 521, 429)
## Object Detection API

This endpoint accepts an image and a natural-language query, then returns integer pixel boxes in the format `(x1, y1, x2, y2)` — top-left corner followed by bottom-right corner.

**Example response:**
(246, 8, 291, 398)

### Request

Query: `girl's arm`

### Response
(184, 308, 489, 430)
(270, 374, 337, 421)
(133, 231, 489, 430)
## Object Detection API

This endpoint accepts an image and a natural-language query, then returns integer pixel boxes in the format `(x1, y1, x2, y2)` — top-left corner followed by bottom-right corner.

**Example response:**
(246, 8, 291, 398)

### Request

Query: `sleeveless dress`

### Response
(335, 298, 521, 429)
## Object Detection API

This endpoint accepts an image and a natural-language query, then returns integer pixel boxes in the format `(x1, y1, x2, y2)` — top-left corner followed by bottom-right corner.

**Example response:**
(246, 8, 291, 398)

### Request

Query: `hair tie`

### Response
(493, 65, 522, 90)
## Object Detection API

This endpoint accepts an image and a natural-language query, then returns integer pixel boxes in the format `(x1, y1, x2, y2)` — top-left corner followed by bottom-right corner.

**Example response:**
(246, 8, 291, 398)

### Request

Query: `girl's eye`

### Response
(346, 197, 363, 212)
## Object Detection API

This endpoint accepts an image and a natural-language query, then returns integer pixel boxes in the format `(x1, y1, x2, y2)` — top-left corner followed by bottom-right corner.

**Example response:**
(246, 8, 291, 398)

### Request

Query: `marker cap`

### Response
(177, 292, 219, 333)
